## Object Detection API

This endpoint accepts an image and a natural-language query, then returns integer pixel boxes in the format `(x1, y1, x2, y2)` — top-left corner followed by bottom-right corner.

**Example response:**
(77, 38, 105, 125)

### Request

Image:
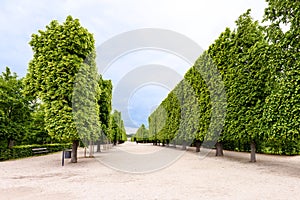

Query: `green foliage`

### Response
(208, 10, 269, 146)
(148, 90, 180, 144)
(23, 16, 98, 143)
(148, 51, 225, 147)
(98, 77, 112, 137)
(148, 9, 300, 155)
(0, 143, 71, 161)
(0, 67, 31, 148)
(73, 57, 101, 142)
(135, 124, 149, 142)
(262, 0, 300, 154)
(110, 110, 127, 144)
(23, 103, 53, 144)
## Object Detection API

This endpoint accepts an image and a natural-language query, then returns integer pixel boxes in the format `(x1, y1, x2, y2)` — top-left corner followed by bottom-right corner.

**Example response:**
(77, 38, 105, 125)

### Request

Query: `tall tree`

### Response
(110, 110, 127, 145)
(98, 76, 112, 149)
(23, 16, 98, 163)
(135, 124, 149, 143)
(263, 0, 300, 154)
(99, 77, 112, 134)
(209, 10, 269, 161)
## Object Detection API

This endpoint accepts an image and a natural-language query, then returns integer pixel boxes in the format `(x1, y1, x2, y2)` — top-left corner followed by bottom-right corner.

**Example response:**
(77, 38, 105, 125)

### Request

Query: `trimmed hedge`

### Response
(0, 143, 71, 161)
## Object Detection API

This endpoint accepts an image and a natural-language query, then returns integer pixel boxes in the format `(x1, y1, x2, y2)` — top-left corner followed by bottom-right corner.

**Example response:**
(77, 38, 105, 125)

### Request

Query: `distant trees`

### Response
(0, 67, 30, 148)
(135, 124, 149, 143)
(110, 110, 127, 145)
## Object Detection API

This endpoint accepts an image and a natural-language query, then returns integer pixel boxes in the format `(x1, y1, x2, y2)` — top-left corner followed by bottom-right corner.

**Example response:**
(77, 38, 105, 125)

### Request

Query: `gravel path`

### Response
(0, 142, 299, 200)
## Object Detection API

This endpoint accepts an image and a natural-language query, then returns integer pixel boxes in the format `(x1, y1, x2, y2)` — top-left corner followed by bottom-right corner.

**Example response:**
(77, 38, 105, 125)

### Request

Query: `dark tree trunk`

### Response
(8, 139, 14, 149)
(162, 140, 165, 146)
(250, 141, 256, 162)
(97, 140, 101, 152)
(71, 140, 79, 163)
(215, 142, 224, 156)
(195, 140, 201, 152)
(173, 140, 176, 148)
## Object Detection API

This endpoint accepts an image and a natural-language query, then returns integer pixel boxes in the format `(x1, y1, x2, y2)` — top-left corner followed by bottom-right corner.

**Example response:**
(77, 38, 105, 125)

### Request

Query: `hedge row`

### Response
(0, 143, 71, 161)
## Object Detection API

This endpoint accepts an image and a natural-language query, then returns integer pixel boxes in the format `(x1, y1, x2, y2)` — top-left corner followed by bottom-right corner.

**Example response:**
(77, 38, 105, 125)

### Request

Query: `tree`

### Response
(97, 77, 112, 151)
(208, 10, 270, 161)
(263, 0, 300, 155)
(135, 124, 149, 143)
(23, 16, 98, 163)
(0, 67, 30, 148)
(206, 28, 234, 156)
(110, 110, 127, 145)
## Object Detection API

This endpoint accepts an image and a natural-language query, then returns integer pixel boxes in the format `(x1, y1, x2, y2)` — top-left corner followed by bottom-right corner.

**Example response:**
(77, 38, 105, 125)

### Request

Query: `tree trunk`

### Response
(215, 142, 224, 156)
(195, 140, 201, 152)
(84, 147, 87, 158)
(71, 140, 79, 163)
(250, 141, 256, 162)
(173, 140, 176, 148)
(182, 140, 187, 150)
(97, 140, 101, 152)
(8, 139, 14, 149)
(89, 140, 93, 157)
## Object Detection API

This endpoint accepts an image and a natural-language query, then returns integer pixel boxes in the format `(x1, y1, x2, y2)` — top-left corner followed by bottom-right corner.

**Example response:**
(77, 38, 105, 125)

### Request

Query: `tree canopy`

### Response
(23, 16, 100, 162)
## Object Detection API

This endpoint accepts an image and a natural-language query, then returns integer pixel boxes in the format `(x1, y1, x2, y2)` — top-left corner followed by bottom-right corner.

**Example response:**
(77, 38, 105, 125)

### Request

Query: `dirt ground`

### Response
(0, 142, 299, 200)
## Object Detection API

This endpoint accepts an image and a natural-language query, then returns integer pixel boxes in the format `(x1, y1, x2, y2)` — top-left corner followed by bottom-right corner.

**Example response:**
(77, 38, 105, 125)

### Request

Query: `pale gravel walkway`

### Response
(0, 142, 299, 200)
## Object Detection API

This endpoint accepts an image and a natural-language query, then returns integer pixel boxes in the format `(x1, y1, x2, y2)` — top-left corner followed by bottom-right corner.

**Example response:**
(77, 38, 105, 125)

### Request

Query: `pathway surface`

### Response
(0, 142, 299, 200)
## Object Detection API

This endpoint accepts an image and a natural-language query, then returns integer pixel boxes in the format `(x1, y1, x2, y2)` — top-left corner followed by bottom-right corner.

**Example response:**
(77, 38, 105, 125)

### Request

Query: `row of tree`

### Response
(144, 0, 299, 161)
(1, 16, 127, 162)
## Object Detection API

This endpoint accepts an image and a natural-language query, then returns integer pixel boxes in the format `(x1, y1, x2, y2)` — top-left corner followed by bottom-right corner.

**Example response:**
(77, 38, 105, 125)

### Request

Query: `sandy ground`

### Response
(0, 142, 299, 200)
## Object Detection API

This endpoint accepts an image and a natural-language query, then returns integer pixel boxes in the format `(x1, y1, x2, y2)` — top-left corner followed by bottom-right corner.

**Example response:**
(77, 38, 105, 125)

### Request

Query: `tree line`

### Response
(137, 0, 300, 162)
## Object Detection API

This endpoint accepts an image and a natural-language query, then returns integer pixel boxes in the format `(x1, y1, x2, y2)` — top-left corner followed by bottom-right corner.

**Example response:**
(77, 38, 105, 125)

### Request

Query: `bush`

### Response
(0, 143, 71, 161)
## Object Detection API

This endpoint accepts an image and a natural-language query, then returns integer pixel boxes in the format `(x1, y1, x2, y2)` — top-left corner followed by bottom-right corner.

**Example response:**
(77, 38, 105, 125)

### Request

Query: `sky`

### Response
(0, 0, 268, 133)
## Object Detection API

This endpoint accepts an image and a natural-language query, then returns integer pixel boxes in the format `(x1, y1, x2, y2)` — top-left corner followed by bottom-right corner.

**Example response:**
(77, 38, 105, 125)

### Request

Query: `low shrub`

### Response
(0, 143, 71, 161)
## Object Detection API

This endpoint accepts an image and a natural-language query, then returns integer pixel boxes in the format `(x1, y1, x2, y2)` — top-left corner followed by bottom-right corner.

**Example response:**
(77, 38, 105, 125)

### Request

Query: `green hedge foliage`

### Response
(0, 143, 71, 161)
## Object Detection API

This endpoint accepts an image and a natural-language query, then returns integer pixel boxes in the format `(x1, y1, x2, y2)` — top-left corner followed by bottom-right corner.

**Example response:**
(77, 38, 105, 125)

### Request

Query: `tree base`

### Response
(215, 142, 224, 156)
(71, 140, 79, 163)
(250, 141, 256, 162)
(195, 140, 201, 152)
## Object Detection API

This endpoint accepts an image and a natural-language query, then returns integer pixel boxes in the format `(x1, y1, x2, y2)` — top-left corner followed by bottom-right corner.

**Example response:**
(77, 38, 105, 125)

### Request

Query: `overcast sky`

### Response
(0, 0, 268, 133)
